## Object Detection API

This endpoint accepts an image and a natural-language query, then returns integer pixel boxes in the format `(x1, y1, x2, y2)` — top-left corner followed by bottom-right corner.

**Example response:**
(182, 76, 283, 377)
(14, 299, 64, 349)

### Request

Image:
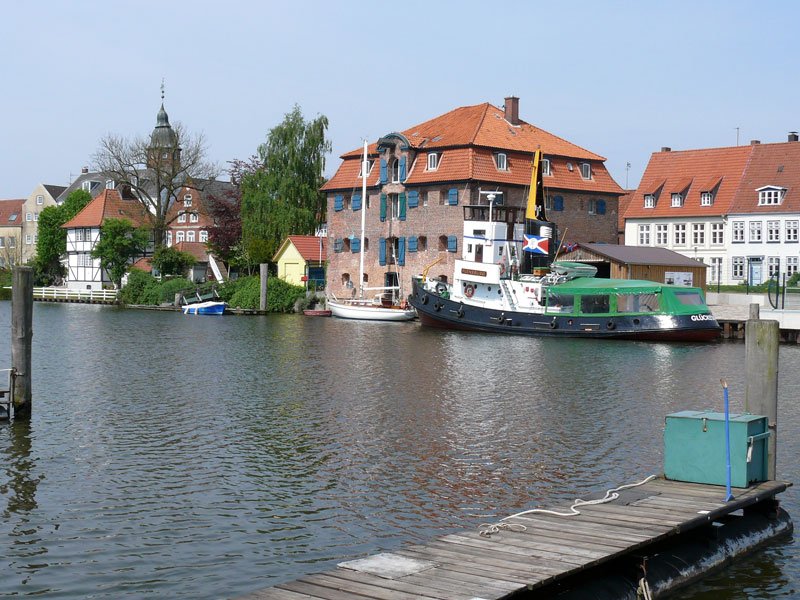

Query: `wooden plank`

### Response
(281, 574, 439, 600)
(315, 571, 475, 600)
(506, 523, 633, 551)
(237, 586, 317, 600)
(437, 533, 591, 566)
(401, 566, 525, 596)
(462, 529, 612, 561)
(508, 514, 655, 543)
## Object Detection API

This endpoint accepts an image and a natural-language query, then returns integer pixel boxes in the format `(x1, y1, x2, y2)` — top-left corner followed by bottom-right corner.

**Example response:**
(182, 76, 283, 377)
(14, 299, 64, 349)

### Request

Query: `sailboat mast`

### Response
(359, 140, 367, 298)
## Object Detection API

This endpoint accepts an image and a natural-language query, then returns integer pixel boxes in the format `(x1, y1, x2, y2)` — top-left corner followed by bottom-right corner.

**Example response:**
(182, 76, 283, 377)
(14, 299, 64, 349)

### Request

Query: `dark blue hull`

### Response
(409, 279, 721, 341)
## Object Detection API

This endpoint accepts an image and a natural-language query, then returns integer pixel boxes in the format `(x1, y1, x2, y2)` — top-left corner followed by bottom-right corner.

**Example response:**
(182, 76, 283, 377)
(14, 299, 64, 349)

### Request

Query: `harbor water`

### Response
(0, 302, 797, 599)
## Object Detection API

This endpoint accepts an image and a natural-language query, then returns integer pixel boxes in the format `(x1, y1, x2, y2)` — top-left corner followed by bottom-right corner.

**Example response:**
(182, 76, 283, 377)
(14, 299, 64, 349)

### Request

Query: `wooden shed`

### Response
(560, 243, 709, 291)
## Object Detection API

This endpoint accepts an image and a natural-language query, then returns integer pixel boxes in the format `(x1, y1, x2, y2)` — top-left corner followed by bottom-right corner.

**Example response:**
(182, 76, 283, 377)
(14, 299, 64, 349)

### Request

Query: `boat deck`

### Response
(237, 478, 790, 599)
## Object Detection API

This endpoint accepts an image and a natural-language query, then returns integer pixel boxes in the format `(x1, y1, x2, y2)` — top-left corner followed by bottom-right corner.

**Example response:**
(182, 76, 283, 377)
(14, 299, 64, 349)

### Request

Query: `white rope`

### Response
(637, 576, 653, 600)
(479, 474, 657, 537)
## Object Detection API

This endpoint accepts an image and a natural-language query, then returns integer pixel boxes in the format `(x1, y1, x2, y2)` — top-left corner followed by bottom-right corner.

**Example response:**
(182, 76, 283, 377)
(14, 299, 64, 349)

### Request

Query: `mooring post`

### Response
(259, 263, 268, 311)
(745, 305, 779, 480)
(11, 266, 33, 419)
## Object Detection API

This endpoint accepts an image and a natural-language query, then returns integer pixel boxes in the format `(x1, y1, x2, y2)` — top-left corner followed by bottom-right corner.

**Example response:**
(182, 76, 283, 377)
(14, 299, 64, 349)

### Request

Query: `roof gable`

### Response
(63, 189, 150, 229)
(729, 141, 800, 214)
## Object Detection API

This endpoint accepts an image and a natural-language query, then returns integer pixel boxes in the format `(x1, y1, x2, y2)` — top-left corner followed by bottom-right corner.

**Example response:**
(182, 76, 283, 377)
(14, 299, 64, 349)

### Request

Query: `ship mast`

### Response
(359, 140, 367, 299)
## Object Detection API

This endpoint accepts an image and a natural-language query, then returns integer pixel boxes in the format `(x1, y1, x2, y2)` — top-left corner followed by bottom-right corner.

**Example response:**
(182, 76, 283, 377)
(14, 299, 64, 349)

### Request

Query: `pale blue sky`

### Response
(1, 0, 798, 198)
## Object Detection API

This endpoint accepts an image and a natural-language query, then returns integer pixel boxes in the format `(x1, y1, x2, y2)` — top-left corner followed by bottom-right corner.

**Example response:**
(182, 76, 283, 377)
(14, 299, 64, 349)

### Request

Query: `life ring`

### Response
(435, 282, 448, 295)
(606, 320, 616, 330)
(421, 294, 429, 305)
(464, 284, 475, 298)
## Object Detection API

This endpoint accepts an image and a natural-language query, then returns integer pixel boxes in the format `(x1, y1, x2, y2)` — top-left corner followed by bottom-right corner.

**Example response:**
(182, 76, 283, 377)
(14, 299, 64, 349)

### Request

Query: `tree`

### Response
(150, 245, 195, 277)
(34, 189, 92, 285)
(92, 108, 219, 250)
(91, 218, 150, 288)
(240, 105, 330, 260)
(206, 180, 242, 264)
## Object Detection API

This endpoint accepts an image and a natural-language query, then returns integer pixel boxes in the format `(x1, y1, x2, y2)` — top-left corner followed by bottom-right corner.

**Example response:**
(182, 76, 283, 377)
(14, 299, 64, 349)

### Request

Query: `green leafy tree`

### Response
(150, 245, 195, 277)
(34, 189, 92, 284)
(91, 218, 150, 288)
(240, 105, 330, 260)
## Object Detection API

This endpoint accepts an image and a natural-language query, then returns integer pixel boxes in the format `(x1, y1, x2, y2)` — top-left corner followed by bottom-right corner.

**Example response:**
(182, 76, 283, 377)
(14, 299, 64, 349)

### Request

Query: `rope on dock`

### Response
(479, 474, 657, 537)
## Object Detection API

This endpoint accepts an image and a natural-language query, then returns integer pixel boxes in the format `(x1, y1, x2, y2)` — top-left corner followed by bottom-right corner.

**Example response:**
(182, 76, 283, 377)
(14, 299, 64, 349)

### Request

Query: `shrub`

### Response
(157, 278, 194, 304)
(120, 270, 159, 305)
(219, 275, 305, 312)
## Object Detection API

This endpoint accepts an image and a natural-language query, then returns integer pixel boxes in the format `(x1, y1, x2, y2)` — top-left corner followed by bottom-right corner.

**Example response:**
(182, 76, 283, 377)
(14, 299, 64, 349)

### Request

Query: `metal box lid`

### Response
(666, 410, 767, 424)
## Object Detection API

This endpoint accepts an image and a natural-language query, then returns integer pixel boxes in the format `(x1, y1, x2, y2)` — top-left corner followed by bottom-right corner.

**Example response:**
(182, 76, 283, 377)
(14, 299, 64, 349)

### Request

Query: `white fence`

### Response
(33, 287, 119, 303)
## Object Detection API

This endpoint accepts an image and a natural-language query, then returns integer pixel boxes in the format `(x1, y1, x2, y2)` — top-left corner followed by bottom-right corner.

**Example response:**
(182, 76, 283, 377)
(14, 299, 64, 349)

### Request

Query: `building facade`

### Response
(322, 97, 624, 298)
(0, 200, 24, 268)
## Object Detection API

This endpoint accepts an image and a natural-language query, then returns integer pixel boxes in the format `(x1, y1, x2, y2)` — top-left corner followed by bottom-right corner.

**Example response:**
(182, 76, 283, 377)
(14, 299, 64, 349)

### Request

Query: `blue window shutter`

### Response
(399, 156, 407, 181)
(380, 159, 388, 184)
(380, 193, 387, 222)
(351, 237, 361, 252)
(447, 235, 457, 252)
(597, 199, 606, 215)
(448, 188, 458, 205)
(334, 194, 343, 211)
(334, 238, 343, 253)
(352, 193, 361, 211)
(379, 237, 387, 266)
(399, 193, 407, 221)
(554, 195, 564, 211)
(398, 237, 406, 266)
(408, 236, 418, 252)
(408, 190, 419, 208)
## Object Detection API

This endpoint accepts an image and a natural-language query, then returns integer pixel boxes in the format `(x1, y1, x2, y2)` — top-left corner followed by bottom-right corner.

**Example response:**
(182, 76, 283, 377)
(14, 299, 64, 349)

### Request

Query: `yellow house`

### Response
(272, 235, 327, 287)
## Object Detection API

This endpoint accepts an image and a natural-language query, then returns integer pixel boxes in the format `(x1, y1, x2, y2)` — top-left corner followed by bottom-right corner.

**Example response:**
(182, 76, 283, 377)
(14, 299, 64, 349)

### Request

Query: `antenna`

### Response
(625, 162, 631, 189)
(161, 78, 165, 101)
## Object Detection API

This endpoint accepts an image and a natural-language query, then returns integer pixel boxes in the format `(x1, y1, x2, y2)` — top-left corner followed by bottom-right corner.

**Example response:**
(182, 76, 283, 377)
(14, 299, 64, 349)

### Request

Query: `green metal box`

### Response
(664, 411, 769, 487)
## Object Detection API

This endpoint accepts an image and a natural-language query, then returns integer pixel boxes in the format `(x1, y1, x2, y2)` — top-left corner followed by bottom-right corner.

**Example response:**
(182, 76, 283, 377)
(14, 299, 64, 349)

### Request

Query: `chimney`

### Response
(661, 147, 671, 152)
(750, 140, 761, 145)
(789, 131, 799, 142)
(504, 96, 520, 125)
(81, 166, 89, 174)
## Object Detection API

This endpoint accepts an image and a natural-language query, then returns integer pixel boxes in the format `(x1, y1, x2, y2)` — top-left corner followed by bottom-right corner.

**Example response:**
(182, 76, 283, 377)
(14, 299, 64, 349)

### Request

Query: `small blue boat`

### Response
(182, 301, 226, 315)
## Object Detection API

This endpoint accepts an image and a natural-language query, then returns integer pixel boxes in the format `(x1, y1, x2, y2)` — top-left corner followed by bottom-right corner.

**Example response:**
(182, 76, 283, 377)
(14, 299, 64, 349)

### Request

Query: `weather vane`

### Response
(161, 78, 165, 101)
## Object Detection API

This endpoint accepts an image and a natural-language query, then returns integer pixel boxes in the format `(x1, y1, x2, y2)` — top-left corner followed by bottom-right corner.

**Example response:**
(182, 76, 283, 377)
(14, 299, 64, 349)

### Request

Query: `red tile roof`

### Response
(173, 241, 209, 262)
(0, 199, 25, 225)
(617, 190, 636, 232)
(63, 189, 150, 228)
(323, 101, 622, 195)
(130, 257, 153, 273)
(624, 146, 753, 219)
(282, 235, 327, 262)
(729, 141, 800, 214)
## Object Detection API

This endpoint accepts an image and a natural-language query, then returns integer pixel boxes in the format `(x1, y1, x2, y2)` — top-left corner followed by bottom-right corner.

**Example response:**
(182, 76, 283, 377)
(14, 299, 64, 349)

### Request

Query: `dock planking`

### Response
(238, 478, 790, 600)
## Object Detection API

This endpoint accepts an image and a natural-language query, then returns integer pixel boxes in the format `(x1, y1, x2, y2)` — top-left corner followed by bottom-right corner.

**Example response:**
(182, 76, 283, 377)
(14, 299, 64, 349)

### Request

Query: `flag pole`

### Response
(552, 227, 568, 263)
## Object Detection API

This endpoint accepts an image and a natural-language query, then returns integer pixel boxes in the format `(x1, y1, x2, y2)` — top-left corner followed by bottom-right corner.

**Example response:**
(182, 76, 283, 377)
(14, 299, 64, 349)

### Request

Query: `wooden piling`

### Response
(745, 305, 779, 480)
(11, 266, 33, 419)
(259, 263, 268, 311)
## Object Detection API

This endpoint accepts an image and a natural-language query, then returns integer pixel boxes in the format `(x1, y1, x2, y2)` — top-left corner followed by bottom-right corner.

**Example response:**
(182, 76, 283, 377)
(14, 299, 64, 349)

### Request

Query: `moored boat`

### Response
(409, 150, 720, 341)
(182, 300, 226, 315)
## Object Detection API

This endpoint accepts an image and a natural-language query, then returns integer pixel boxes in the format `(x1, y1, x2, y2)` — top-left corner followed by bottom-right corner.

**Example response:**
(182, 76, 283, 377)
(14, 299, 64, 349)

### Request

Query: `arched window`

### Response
(390, 159, 400, 183)
(438, 235, 448, 251)
(418, 236, 427, 251)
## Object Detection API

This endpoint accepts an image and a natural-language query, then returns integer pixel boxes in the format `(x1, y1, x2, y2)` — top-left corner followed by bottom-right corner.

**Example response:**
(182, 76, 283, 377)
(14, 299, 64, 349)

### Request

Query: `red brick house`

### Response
(321, 97, 624, 298)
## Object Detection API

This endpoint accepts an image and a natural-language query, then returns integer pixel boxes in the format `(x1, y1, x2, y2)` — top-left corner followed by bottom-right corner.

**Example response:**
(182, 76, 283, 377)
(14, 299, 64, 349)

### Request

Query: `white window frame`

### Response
(732, 221, 744, 243)
(199, 230, 208, 243)
(674, 223, 686, 246)
(700, 192, 713, 206)
(167, 231, 173, 246)
(427, 153, 439, 171)
(638, 224, 651, 246)
(758, 187, 784, 206)
(176, 231, 185, 243)
(358, 160, 373, 178)
(105, 179, 115, 189)
(732, 256, 745, 279)
(186, 230, 196, 243)
(710, 257, 722, 283)
(644, 194, 655, 208)
(671, 193, 683, 207)
(588, 199, 597, 215)
(749, 221, 762, 242)
(495, 153, 508, 171)
(82, 180, 92, 192)
(190, 213, 199, 223)
(75, 229, 84, 242)
(580, 162, 591, 179)
(656, 224, 668, 245)
(390, 160, 400, 183)
(25, 234, 32, 245)
(36, 195, 44, 205)
(177, 212, 187, 224)
(767, 220, 780, 243)
(183, 194, 193, 207)
(786, 220, 799, 242)
(26, 212, 32, 222)
(787, 256, 799, 276)
(711, 222, 724, 245)
(33, 212, 39, 221)
(768, 256, 780, 277)
(390, 193, 400, 220)
(541, 158, 551, 176)
(8, 237, 15, 248)
(692, 223, 705, 245)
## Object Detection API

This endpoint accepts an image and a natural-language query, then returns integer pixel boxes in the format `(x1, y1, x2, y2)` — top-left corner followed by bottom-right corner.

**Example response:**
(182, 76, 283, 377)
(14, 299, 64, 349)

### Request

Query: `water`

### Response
(0, 302, 797, 599)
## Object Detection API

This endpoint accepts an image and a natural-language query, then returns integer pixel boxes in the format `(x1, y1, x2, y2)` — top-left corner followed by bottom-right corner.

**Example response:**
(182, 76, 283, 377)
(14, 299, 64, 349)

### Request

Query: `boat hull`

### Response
(182, 301, 226, 315)
(409, 280, 720, 341)
(303, 309, 332, 317)
(328, 300, 416, 321)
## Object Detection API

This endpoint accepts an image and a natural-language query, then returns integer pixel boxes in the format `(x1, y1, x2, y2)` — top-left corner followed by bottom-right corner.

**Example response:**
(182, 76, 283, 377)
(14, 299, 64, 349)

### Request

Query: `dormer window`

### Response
(644, 194, 655, 208)
(495, 152, 508, 171)
(427, 152, 439, 171)
(700, 192, 714, 206)
(390, 159, 400, 183)
(82, 181, 92, 192)
(190, 213, 199, 223)
(177, 212, 187, 223)
(541, 158, 551, 176)
(671, 193, 683, 207)
(580, 162, 591, 179)
(105, 180, 115, 189)
(183, 194, 193, 207)
(358, 160, 373, 178)
(757, 186, 785, 206)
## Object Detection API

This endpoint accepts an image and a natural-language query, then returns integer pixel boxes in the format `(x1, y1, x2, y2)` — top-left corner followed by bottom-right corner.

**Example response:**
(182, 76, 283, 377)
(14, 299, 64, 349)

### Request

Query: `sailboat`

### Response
(328, 141, 416, 321)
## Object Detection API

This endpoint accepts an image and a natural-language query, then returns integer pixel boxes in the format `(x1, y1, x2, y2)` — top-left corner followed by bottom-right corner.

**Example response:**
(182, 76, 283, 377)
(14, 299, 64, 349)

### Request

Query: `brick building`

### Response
(322, 97, 624, 298)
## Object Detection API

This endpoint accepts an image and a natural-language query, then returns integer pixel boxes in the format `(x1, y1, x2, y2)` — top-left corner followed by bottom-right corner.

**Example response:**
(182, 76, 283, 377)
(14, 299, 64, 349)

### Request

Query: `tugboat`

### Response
(409, 151, 720, 341)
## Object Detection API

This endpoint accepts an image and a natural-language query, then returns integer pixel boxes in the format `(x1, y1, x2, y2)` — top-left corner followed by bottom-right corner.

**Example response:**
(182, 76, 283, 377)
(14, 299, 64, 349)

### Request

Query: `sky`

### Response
(2, 0, 799, 199)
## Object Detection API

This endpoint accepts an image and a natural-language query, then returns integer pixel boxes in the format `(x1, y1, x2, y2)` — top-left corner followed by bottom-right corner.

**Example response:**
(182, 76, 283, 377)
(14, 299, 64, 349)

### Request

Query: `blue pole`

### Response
(722, 379, 734, 501)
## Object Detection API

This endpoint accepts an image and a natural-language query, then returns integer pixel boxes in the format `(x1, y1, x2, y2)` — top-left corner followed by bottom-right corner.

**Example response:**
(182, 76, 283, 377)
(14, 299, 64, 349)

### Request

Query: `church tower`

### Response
(147, 84, 181, 170)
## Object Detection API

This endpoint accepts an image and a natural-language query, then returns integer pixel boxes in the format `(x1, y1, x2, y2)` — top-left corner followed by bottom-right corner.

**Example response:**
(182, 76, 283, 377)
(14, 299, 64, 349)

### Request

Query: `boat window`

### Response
(617, 293, 660, 313)
(580, 294, 610, 314)
(673, 291, 705, 306)
(546, 292, 574, 313)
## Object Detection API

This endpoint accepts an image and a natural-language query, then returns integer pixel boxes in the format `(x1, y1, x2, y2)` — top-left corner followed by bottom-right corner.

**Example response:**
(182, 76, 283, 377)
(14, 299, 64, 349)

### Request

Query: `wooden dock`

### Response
(238, 478, 791, 600)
